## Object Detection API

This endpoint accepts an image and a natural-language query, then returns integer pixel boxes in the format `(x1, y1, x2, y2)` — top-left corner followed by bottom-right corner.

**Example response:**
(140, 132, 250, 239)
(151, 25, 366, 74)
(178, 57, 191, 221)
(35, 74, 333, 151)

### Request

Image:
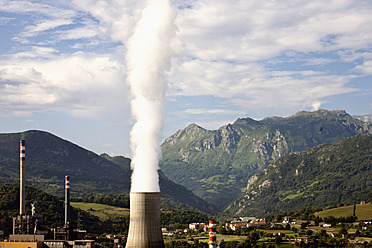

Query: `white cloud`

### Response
(21, 19, 74, 38)
(168, 58, 357, 112)
(183, 108, 245, 115)
(0, 1, 76, 18)
(303, 58, 336, 66)
(0, 0, 371, 121)
(11, 46, 59, 58)
(70, 0, 143, 42)
(352, 60, 372, 76)
(0, 52, 126, 117)
(0, 17, 14, 25)
(176, 0, 372, 62)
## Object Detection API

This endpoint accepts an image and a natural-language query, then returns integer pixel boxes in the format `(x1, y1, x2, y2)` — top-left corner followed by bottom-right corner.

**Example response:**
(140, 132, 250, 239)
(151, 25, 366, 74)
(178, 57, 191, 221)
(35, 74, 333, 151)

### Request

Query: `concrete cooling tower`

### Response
(126, 192, 164, 248)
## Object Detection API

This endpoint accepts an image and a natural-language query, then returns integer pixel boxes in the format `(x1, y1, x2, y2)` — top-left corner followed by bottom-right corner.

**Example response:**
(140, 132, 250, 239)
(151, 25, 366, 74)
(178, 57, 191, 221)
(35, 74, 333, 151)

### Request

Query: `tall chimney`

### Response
(20, 140, 25, 215)
(126, 192, 164, 248)
(209, 220, 217, 248)
(64, 175, 70, 228)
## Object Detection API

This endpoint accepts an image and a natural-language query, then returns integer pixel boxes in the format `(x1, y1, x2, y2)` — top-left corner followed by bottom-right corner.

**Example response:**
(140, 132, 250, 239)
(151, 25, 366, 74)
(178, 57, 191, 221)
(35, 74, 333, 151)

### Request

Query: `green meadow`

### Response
(71, 202, 129, 221)
(315, 203, 372, 220)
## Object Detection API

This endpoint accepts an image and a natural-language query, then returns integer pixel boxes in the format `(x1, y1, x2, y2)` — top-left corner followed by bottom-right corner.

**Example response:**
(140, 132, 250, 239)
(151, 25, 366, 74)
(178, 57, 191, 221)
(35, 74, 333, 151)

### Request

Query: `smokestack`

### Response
(209, 220, 217, 248)
(20, 140, 25, 215)
(64, 175, 70, 229)
(126, 192, 164, 248)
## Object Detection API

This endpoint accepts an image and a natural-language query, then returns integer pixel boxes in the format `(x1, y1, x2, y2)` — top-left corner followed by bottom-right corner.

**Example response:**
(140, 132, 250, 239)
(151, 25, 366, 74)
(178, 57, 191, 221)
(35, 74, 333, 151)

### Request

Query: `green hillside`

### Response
(160, 109, 372, 209)
(223, 135, 372, 217)
(71, 201, 211, 229)
(71, 202, 129, 221)
(316, 204, 372, 220)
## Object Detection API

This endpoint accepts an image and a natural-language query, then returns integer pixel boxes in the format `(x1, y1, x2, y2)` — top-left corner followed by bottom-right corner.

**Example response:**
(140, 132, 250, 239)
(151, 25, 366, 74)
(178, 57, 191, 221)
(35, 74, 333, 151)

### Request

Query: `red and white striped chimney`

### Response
(20, 140, 25, 215)
(209, 220, 217, 248)
(64, 175, 70, 229)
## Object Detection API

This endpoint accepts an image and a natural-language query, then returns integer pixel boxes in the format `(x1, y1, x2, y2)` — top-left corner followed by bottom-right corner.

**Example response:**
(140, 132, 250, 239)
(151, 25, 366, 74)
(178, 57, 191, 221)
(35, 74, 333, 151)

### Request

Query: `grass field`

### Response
(71, 202, 129, 220)
(315, 203, 372, 220)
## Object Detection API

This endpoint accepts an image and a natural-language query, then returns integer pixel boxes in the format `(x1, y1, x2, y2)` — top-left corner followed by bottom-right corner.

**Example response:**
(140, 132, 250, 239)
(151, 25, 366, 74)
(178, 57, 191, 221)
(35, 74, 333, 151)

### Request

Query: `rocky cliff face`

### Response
(160, 109, 372, 209)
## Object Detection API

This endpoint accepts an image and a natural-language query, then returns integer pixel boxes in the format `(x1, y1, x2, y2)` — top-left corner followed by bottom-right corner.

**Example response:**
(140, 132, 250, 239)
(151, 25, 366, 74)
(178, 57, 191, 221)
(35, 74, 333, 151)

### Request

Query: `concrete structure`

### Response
(126, 192, 164, 248)
(1, 240, 95, 248)
(9, 234, 44, 242)
(1, 241, 43, 248)
(20, 140, 25, 215)
(13, 140, 43, 236)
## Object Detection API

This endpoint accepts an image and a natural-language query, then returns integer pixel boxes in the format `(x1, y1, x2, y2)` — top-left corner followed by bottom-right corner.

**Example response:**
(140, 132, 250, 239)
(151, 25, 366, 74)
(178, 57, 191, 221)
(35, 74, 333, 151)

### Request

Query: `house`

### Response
(247, 220, 267, 227)
(295, 236, 308, 243)
(239, 217, 258, 222)
(226, 219, 266, 230)
(282, 216, 293, 224)
(189, 223, 208, 231)
(323, 224, 332, 228)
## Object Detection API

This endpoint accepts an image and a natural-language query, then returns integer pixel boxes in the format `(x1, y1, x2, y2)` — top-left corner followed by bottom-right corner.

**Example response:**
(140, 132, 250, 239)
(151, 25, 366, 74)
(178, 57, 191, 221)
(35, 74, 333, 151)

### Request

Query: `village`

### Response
(151, 214, 372, 247)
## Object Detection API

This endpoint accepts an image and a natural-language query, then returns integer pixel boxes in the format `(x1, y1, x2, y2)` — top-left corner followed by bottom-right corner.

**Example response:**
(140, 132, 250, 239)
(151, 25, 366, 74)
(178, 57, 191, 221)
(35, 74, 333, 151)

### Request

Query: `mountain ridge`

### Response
(160, 109, 372, 209)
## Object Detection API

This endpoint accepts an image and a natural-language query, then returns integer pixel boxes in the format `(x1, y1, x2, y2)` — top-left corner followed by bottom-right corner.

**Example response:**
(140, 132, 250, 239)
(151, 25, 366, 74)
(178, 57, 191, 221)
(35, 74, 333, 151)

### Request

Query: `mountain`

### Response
(159, 109, 372, 209)
(0, 130, 216, 214)
(0, 130, 131, 196)
(222, 135, 372, 217)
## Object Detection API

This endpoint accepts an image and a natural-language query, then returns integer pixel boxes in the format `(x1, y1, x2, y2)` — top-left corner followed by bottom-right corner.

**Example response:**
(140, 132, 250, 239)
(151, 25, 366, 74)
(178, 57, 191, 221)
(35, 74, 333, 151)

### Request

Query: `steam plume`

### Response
(126, 0, 177, 192)
(311, 101, 322, 111)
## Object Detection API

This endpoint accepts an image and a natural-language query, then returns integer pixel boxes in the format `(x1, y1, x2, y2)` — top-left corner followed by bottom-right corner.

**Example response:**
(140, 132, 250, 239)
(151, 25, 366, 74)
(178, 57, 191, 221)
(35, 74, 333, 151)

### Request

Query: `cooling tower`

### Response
(126, 192, 164, 248)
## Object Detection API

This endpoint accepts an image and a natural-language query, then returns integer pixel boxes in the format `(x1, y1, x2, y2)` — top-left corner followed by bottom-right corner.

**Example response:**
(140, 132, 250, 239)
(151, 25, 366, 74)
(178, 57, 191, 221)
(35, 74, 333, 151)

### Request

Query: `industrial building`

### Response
(1, 140, 94, 248)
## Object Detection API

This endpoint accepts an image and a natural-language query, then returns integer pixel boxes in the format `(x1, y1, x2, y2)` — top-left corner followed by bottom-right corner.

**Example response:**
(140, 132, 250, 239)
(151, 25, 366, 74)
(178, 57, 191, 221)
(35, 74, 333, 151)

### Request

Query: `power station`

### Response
(126, 192, 165, 248)
(1, 139, 215, 248)
(2, 139, 93, 248)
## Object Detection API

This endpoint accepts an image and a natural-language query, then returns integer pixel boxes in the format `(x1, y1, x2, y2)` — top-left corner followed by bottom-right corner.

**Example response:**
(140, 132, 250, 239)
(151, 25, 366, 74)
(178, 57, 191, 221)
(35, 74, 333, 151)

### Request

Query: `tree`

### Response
(339, 227, 348, 238)
(275, 236, 282, 244)
(301, 221, 310, 229)
(320, 229, 328, 237)
(314, 216, 321, 226)
(244, 230, 260, 246)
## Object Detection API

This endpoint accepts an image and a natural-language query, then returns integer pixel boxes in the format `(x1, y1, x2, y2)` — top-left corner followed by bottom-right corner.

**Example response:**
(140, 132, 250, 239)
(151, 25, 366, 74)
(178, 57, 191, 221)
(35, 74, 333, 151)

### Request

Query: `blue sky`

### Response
(0, 0, 371, 157)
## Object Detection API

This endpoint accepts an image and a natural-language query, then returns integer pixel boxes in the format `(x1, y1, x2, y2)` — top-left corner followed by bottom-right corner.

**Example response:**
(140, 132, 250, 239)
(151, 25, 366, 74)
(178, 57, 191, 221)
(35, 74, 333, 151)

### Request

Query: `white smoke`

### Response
(311, 101, 322, 111)
(126, 0, 177, 192)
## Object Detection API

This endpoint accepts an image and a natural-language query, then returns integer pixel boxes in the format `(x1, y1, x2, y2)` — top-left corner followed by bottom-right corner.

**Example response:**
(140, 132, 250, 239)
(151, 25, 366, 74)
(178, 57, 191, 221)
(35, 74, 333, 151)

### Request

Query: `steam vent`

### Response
(126, 192, 164, 248)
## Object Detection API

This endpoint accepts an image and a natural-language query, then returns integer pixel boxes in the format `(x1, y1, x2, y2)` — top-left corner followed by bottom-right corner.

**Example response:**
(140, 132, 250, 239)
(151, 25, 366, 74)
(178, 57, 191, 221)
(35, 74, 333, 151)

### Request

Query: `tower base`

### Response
(126, 192, 164, 248)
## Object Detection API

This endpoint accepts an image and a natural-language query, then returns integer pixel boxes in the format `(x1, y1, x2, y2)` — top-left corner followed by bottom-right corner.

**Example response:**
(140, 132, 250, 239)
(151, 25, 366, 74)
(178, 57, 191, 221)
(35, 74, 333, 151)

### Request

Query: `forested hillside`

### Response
(223, 135, 372, 217)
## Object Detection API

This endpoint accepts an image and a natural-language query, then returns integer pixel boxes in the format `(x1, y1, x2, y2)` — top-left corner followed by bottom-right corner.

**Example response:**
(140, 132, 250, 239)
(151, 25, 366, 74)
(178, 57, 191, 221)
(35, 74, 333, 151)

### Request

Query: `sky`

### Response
(0, 0, 371, 157)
